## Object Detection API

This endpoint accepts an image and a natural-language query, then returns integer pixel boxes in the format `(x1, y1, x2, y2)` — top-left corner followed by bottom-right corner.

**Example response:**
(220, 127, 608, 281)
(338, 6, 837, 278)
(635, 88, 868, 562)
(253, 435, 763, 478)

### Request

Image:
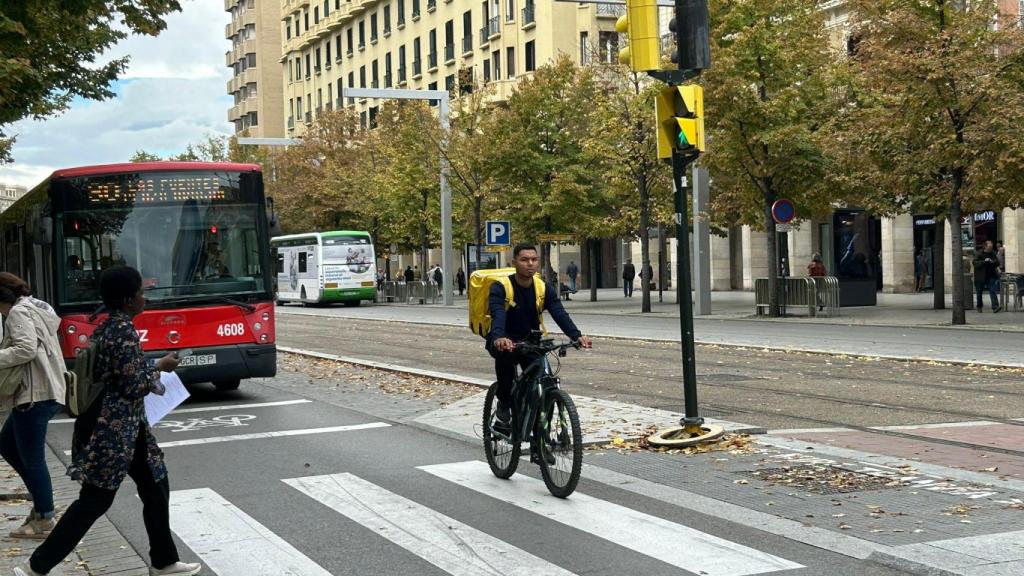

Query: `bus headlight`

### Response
(78, 335, 87, 344)
(253, 322, 262, 331)
(260, 334, 269, 343)
(261, 312, 270, 321)
(67, 325, 76, 334)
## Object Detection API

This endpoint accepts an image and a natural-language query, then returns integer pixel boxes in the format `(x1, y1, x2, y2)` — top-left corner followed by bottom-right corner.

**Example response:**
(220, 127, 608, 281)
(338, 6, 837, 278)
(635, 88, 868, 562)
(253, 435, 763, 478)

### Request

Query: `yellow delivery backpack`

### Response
(468, 268, 546, 338)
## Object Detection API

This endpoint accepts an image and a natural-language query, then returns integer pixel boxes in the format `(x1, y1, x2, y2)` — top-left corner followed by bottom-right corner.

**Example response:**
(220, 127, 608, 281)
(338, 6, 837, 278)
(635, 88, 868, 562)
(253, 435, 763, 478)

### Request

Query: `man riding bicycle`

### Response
(487, 244, 593, 430)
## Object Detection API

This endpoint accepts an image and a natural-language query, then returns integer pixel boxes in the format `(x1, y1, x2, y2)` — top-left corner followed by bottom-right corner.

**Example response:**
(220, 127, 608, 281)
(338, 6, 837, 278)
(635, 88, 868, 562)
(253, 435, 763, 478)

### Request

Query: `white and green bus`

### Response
(271, 231, 376, 306)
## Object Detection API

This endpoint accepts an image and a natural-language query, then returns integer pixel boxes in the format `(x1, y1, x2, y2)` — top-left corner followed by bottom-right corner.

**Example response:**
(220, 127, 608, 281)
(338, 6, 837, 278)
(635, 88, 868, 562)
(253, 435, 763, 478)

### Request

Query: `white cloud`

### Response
(0, 0, 235, 187)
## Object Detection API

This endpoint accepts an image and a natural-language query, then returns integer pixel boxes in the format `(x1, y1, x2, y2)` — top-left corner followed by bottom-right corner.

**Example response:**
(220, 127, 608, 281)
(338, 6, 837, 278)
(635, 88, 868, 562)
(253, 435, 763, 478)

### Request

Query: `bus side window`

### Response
(276, 253, 284, 274)
(298, 251, 307, 273)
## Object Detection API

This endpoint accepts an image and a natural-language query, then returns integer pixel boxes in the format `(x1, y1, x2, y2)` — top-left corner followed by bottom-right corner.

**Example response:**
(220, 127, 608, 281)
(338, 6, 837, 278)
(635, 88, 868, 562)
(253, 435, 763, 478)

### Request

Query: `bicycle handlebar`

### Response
(513, 339, 581, 355)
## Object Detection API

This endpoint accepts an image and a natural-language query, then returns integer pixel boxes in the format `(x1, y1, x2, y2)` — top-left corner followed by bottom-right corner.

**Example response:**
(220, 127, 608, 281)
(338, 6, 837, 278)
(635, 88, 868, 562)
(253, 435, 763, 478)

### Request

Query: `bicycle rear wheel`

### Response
(483, 382, 520, 479)
(534, 388, 583, 498)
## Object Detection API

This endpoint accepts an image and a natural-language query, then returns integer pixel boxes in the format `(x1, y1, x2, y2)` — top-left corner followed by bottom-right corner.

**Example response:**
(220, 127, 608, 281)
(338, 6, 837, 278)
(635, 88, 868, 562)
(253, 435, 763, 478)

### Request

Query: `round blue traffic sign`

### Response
(771, 199, 796, 225)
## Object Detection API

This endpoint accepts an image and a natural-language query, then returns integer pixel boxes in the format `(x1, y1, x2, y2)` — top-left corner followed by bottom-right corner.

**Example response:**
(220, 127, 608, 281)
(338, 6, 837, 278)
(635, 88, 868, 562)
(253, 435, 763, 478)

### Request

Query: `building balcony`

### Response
(384, 24, 391, 37)
(399, 65, 408, 81)
(305, 111, 312, 123)
(358, 41, 366, 51)
(371, 33, 378, 44)
(427, 0, 436, 11)
(384, 73, 393, 87)
(287, 116, 295, 129)
(522, 3, 535, 26)
(488, 16, 501, 38)
(412, 60, 421, 77)
(462, 36, 472, 55)
(595, 3, 624, 17)
(350, 0, 367, 15)
(444, 44, 455, 63)
(412, 6, 420, 20)
(428, 52, 438, 70)
(225, 0, 235, 11)
(479, 27, 489, 47)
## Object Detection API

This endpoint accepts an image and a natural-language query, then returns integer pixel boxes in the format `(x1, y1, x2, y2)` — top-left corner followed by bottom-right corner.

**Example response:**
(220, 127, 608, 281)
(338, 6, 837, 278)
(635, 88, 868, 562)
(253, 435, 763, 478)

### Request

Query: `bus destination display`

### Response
(87, 174, 231, 204)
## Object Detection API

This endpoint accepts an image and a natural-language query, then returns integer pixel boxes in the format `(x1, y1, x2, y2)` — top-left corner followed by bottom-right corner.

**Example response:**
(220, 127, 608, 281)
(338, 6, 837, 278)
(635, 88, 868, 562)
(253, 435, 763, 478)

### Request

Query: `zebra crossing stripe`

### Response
(419, 460, 804, 576)
(284, 473, 579, 576)
(169, 488, 332, 576)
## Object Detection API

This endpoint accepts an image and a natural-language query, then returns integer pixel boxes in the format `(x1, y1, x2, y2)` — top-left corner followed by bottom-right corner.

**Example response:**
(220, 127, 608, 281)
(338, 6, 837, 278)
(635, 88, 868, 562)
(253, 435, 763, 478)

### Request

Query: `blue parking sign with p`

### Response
(485, 221, 511, 246)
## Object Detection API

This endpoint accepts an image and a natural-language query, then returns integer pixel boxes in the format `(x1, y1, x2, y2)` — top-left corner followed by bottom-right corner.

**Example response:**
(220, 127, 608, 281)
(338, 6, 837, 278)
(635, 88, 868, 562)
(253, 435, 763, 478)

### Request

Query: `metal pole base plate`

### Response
(647, 424, 726, 448)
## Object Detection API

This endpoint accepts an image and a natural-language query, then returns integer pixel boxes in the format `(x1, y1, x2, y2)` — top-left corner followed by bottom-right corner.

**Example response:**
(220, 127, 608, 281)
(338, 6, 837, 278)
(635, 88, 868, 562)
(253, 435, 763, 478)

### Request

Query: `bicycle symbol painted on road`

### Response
(154, 414, 257, 433)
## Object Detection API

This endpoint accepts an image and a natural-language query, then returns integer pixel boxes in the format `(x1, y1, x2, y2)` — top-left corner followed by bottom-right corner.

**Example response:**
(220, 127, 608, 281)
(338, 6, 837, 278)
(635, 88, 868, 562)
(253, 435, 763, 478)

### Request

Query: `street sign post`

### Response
(771, 199, 796, 225)
(485, 220, 511, 246)
(538, 233, 576, 242)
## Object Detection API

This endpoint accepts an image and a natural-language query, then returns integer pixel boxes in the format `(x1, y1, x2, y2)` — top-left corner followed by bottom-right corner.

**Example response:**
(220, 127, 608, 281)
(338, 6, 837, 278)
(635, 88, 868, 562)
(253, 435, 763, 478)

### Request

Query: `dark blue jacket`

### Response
(488, 275, 582, 341)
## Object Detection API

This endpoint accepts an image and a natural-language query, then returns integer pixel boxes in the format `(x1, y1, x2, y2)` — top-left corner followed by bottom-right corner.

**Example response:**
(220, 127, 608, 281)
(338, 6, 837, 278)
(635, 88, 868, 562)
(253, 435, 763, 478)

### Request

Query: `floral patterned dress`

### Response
(69, 311, 167, 490)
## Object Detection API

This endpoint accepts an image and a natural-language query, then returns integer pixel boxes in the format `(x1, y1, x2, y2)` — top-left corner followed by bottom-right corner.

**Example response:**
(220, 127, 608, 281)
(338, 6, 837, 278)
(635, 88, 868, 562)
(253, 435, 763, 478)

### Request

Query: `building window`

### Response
(525, 40, 535, 71)
(372, 59, 379, 87)
(288, 61, 294, 82)
(398, 0, 406, 25)
(295, 18, 300, 37)
(462, 10, 472, 53)
(599, 31, 619, 64)
(317, 88, 322, 110)
(247, 53, 257, 68)
(413, 0, 421, 17)
(347, 28, 354, 55)
(506, 46, 515, 77)
(336, 35, 342, 60)
(483, 59, 491, 82)
(429, 29, 438, 66)
(305, 54, 311, 78)
(359, 21, 366, 49)
(304, 11, 309, 31)
(371, 13, 378, 43)
(384, 5, 391, 34)
(314, 6, 320, 23)
(492, 49, 501, 79)
(506, 0, 514, 21)
(459, 67, 473, 94)
(385, 53, 392, 87)
(337, 78, 343, 105)
(400, 45, 408, 80)
(286, 19, 292, 40)
(445, 74, 455, 92)
(369, 106, 379, 129)
(326, 41, 332, 65)
(360, 65, 366, 88)
(295, 57, 301, 79)
(315, 47, 322, 72)
(580, 31, 589, 64)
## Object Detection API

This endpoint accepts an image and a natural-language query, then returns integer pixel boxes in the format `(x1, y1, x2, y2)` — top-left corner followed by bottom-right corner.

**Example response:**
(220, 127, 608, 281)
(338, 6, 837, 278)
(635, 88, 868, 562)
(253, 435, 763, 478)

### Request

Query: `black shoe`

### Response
(493, 401, 511, 436)
(531, 444, 556, 466)
(994, 306, 1002, 313)
(977, 305, 984, 313)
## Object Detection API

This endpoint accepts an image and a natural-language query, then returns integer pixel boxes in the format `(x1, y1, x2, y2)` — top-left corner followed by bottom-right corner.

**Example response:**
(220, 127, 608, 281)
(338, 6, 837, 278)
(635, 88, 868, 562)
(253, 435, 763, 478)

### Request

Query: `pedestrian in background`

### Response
(432, 265, 443, 297)
(807, 253, 826, 277)
(0, 272, 66, 540)
(456, 267, 466, 296)
(973, 244, 1001, 312)
(566, 261, 579, 292)
(403, 266, 414, 282)
(997, 240, 1006, 272)
(622, 260, 636, 298)
(18, 266, 200, 576)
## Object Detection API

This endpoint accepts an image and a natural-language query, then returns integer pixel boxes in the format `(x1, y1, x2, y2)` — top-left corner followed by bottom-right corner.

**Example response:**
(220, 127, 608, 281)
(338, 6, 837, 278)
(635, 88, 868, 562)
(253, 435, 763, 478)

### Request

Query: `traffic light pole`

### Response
(670, 151, 702, 432)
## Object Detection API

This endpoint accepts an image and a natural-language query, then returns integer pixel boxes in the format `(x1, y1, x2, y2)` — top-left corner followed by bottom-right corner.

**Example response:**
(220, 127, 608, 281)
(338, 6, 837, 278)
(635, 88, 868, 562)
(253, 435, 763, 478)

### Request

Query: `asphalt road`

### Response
(276, 303, 1024, 367)
(277, 313, 1024, 431)
(44, 375, 909, 576)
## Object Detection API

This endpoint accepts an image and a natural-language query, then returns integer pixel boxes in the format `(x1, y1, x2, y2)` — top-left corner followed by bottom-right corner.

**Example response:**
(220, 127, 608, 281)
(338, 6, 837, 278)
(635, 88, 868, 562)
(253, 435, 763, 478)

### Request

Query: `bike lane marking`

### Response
(169, 487, 332, 576)
(419, 460, 804, 576)
(63, 422, 390, 454)
(51, 399, 313, 424)
(284, 473, 579, 576)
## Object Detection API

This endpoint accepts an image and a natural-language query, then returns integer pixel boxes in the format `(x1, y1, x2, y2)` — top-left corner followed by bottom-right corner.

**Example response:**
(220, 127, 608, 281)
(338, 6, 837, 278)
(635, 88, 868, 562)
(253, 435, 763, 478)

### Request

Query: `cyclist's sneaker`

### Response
(531, 443, 557, 466)
(493, 401, 512, 435)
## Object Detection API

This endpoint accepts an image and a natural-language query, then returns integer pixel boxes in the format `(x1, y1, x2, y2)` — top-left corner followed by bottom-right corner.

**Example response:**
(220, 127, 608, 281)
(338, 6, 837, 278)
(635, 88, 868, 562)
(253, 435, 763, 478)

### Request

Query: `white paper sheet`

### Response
(145, 372, 190, 425)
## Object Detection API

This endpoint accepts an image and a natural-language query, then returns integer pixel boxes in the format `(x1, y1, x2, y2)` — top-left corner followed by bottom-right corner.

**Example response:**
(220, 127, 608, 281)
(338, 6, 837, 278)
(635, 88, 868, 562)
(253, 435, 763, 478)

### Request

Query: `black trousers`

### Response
(489, 342, 532, 406)
(30, 431, 179, 574)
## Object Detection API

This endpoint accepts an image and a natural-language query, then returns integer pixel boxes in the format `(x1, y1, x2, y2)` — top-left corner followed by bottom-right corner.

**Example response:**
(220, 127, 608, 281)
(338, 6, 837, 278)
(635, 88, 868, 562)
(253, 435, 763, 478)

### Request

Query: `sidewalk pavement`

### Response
(512, 288, 1024, 331)
(0, 440, 148, 576)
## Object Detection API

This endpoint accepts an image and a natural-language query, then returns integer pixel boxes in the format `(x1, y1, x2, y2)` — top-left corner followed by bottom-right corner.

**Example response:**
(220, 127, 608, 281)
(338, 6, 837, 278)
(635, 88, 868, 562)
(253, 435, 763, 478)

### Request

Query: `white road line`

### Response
(420, 461, 803, 576)
(51, 399, 314, 424)
(284, 473, 578, 576)
(62, 422, 390, 454)
(169, 488, 332, 576)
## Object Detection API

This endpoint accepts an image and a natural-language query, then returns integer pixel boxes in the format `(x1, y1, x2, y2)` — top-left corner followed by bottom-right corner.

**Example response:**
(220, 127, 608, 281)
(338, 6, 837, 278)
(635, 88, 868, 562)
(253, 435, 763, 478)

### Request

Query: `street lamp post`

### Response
(343, 88, 454, 306)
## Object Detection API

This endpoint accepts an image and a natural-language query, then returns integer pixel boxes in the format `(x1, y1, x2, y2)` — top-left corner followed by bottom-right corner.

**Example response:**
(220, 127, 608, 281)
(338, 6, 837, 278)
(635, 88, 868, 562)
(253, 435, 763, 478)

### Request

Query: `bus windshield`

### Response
(55, 171, 269, 306)
(322, 235, 373, 273)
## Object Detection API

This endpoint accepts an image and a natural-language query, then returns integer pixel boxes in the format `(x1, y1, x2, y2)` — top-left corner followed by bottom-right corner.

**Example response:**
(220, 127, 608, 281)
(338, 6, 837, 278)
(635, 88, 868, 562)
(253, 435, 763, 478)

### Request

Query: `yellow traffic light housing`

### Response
(616, 0, 661, 72)
(656, 84, 705, 159)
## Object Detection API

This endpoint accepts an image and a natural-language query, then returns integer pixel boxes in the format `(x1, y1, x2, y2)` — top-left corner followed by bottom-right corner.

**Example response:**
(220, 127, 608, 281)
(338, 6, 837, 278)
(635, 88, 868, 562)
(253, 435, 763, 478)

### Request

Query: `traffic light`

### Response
(656, 85, 705, 159)
(616, 0, 661, 72)
(667, 0, 711, 71)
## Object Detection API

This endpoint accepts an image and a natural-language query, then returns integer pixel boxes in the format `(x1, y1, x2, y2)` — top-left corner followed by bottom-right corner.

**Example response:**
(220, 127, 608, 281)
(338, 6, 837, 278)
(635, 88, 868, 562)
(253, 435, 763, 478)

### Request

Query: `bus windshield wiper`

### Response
(146, 294, 257, 314)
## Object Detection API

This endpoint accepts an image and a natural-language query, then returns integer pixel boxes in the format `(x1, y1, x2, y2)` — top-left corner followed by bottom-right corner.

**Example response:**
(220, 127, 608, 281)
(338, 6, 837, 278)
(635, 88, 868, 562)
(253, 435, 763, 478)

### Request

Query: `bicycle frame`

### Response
(507, 348, 561, 446)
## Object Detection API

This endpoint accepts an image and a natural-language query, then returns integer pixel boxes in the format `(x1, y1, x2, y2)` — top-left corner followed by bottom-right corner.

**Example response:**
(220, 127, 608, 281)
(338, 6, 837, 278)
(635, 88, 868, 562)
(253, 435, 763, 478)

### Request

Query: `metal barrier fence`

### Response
(377, 280, 438, 305)
(754, 276, 840, 317)
(1000, 273, 1023, 312)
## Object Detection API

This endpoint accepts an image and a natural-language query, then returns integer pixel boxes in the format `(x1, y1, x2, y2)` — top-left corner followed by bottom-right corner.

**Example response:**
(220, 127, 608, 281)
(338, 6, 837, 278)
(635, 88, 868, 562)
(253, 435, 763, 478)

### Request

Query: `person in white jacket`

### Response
(0, 272, 66, 540)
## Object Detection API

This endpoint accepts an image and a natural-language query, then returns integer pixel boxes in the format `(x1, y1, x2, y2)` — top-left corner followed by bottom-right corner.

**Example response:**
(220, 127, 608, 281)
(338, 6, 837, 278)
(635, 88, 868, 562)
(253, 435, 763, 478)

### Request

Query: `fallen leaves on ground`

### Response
(750, 465, 908, 494)
(944, 503, 980, 517)
(280, 352, 480, 403)
(587, 430, 758, 456)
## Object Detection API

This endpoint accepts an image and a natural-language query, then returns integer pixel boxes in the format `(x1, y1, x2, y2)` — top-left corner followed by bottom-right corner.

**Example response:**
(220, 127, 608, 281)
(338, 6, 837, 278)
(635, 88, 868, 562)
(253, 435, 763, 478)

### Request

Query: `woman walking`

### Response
(17, 266, 199, 576)
(0, 273, 66, 540)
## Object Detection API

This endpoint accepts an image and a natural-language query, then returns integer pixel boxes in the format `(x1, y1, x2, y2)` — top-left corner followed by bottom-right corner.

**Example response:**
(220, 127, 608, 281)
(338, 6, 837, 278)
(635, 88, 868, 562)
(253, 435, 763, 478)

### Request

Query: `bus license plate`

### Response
(178, 354, 216, 367)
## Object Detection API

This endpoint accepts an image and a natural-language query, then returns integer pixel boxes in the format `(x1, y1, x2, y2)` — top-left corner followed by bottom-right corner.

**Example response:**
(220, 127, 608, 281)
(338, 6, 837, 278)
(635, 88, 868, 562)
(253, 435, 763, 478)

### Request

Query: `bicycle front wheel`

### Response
(483, 382, 520, 479)
(534, 388, 583, 498)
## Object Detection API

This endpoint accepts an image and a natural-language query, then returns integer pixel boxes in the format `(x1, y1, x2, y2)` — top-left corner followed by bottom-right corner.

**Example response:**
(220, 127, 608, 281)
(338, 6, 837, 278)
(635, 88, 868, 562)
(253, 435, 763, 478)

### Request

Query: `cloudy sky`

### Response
(0, 1, 233, 188)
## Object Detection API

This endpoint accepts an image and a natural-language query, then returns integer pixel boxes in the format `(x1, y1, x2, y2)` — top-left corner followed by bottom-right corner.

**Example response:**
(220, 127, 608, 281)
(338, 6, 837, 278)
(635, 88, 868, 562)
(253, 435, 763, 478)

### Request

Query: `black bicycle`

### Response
(482, 332, 584, 498)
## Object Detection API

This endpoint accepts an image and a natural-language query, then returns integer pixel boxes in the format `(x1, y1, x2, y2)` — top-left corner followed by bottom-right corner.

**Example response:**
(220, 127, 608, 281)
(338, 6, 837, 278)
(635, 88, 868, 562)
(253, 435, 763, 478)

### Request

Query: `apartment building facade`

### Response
(226, 0, 287, 137)
(0, 184, 27, 214)
(280, 0, 626, 134)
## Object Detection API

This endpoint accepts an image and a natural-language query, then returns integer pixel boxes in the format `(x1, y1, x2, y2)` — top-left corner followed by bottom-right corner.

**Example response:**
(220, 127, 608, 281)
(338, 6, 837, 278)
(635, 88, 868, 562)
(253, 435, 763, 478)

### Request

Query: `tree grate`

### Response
(742, 465, 909, 495)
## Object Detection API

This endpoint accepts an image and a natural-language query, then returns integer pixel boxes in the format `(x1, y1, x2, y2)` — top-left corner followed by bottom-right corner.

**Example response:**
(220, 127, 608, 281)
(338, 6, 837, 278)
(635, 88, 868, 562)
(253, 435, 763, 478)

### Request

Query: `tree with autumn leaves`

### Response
(833, 0, 1024, 325)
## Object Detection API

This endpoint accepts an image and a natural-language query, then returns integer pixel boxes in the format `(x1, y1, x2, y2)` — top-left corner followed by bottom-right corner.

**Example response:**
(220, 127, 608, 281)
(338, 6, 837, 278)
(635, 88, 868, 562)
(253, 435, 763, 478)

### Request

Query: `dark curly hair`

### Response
(100, 266, 142, 311)
(0, 272, 31, 305)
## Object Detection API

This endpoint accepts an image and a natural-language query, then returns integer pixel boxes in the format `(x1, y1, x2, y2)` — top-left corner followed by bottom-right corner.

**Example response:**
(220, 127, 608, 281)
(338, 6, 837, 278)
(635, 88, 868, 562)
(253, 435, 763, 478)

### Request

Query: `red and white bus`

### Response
(0, 162, 277, 391)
